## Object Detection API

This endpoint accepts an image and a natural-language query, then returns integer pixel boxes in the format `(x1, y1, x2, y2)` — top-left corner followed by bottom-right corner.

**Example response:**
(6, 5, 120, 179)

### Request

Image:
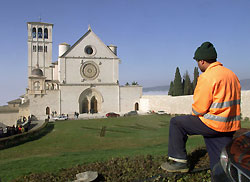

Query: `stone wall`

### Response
(140, 95, 193, 115)
(120, 85, 143, 113)
(241, 90, 250, 118)
(29, 90, 60, 120)
(0, 112, 19, 126)
(1, 90, 249, 127)
(19, 101, 30, 119)
(140, 90, 250, 118)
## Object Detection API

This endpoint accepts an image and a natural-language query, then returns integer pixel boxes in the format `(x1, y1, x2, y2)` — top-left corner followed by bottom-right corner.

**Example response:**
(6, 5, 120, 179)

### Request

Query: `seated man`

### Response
(161, 42, 241, 173)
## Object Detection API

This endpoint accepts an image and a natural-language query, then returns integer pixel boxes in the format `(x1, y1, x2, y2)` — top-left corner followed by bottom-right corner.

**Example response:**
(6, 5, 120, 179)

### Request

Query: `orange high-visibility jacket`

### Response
(192, 61, 241, 132)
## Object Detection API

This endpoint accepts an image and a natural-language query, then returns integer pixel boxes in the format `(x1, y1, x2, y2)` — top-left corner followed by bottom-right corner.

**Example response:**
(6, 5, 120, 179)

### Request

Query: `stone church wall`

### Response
(140, 90, 250, 118)
(120, 86, 143, 113)
(60, 86, 85, 115)
(19, 101, 30, 119)
(97, 85, 120, 113)
(60, 85, 120, 115)
(63, 58, 119, 85)
(29, 90, 60, 120)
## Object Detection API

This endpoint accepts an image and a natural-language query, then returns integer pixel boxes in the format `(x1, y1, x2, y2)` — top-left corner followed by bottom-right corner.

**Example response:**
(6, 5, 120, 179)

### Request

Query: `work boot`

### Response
(161, 159, 189, 173)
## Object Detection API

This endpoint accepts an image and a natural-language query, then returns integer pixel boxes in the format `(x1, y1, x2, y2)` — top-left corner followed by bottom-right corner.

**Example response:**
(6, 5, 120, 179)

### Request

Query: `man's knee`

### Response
(170, 115, 187, 126)
(170, 117, 177, 124)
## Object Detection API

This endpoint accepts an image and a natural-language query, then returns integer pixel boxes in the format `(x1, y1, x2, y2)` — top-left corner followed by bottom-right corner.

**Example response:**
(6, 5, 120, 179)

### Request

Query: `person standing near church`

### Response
(161, 42, 241, 173)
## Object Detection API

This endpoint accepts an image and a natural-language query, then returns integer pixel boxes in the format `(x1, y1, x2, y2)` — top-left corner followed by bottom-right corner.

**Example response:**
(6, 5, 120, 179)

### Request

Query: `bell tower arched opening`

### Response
(44, 28, 48, 39)
(32, 28, 36, 38)
(38, 28, 43, 38)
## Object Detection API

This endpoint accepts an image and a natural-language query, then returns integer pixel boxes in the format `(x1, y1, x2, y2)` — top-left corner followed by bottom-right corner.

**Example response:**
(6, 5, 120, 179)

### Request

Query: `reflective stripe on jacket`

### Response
(192, 61, 241, 132)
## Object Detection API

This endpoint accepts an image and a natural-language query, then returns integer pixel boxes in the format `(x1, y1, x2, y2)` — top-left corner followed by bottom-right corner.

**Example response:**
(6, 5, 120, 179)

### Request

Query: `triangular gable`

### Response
(60, 28, 118, 59)
(60, 30, 91, 58)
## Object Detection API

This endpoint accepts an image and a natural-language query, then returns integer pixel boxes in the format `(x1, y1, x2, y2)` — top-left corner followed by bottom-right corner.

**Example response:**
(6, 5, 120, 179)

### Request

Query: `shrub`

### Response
(13, 148, 210, 182)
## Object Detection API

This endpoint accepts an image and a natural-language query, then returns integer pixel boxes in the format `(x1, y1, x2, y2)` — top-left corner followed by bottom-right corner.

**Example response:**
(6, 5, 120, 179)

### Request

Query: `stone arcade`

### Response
(19, 22, 142, 120)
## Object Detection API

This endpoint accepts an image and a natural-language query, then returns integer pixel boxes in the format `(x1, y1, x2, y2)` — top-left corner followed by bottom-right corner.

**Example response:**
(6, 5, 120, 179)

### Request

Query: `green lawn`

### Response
(0, 115, 249, 182)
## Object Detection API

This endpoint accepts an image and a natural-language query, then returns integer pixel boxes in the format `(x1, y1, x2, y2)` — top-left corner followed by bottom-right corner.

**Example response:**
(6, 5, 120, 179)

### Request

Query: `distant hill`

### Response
(143, 85, 169, 92)
(143, 79, 250, 93)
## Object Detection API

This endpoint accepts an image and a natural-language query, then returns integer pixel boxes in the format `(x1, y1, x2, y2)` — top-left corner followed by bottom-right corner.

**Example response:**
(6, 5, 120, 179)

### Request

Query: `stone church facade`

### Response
(19, 22, 142, 120)
(1, 21, 250, 126)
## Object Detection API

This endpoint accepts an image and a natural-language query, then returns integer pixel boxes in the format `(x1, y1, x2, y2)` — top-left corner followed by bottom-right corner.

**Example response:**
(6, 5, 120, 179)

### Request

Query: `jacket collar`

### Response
(206, 61, 223, 72)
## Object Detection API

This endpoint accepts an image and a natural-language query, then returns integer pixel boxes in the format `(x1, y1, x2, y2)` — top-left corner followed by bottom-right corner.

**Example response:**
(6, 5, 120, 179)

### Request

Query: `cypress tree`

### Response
(182, 78, 185, 94)
(183, 71, 192, 95)
(173, 67, 183, 96)
(192, 67, 199, 92)
(168, 81, 174, 96)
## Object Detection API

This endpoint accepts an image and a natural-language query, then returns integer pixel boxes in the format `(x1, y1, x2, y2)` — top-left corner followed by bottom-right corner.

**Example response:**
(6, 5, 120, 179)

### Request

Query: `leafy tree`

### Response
(125, 82, 130, 86)
(131, 81, 138, 85)
(192, 67, 199, 92)
(173, 67, 183, 96)
(168, 81, 174, 95)
(183, 71, 193, 95)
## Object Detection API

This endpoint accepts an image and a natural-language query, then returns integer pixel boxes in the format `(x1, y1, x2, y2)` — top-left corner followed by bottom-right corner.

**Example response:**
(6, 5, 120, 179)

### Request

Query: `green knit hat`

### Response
(193, 42, 217, 60)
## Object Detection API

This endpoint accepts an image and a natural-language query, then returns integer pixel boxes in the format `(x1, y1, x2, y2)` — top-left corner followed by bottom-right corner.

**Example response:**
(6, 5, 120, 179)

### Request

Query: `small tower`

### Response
(28, 65, 46, 96)
(27, 22, 53, 80)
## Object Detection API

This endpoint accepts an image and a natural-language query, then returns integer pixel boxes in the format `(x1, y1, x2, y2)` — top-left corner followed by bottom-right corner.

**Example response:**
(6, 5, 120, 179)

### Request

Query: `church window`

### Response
(38, 28, 43, 38)
(80, 62, 99, 80)
(85, 46, 93, 55)
(135, 102, 139, 111)
(32, 28, 36, 38)
(34, 81, 40, 90)
(44, 28, 48, 39)
(33, 45, 36, 52)
(38, 46, 43, 52)
(46, 107, 50, 115)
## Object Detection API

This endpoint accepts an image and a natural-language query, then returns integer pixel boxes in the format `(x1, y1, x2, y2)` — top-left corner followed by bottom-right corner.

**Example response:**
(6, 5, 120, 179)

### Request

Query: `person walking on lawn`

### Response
(161, 41, 241, 173)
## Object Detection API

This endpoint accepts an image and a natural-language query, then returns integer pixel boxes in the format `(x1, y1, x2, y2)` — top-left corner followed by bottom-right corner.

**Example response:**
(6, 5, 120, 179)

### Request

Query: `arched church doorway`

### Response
(80, 98, 89, 114)
(135, 102, 139, 111)
(78, 88, 103, 114)
(46, 107, 50, 115)
(90, 96, 98, 113)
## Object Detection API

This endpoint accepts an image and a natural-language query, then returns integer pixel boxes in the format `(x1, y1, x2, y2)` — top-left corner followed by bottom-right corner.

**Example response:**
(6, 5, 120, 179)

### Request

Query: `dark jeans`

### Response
(168, 115, 235, 169)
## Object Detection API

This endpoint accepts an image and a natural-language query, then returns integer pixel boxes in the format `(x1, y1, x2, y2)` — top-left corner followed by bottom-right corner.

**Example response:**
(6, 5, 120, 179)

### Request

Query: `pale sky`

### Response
(0, 0, 250, 105)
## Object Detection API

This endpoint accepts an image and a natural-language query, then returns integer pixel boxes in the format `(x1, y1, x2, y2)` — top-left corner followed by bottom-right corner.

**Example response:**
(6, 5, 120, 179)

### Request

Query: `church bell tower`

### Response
(27, 22, 53, 80)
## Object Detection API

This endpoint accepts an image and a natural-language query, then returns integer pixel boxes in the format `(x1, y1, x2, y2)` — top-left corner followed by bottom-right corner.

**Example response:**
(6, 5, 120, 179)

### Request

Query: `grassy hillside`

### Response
(1, 115, 249, 182)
